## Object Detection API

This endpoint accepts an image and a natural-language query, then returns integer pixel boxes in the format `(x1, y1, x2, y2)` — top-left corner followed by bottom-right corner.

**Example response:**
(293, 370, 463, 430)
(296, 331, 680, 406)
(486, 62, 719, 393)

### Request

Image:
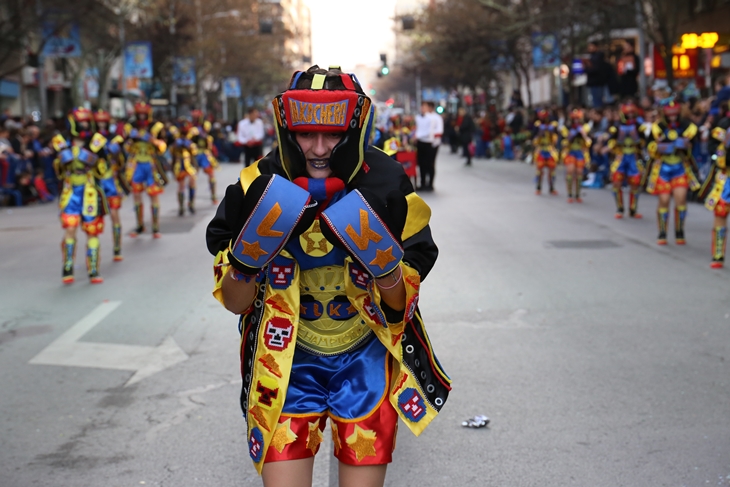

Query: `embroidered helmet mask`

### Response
(272, 66, 374, 183)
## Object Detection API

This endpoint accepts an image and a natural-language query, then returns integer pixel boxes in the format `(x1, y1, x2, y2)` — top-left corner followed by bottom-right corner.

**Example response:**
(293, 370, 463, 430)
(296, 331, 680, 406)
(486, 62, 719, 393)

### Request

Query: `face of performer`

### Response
(295, 131, 343, 178)
(248, 109, 259, 122)
(420, 102, 429, 116)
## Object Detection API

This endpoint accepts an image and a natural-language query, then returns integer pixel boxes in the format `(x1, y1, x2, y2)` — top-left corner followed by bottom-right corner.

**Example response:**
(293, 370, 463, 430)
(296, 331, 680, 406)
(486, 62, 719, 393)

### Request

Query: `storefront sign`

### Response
(653, 45, 698, 79)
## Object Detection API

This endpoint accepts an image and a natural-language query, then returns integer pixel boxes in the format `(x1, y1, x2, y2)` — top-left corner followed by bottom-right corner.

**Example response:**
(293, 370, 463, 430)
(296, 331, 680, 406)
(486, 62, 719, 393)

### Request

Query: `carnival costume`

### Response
(206, 67, 450, 473)
(532, 110, 559, 195)
(170, 124, 198, 216)
(125, 102, 168, 238)
(191, 110, 220, 204)
(608, 102, 647, 218)
(560, 109, 591, 203)
(93, 109, 127, 260)
(699, 114, 730, 268)
(645, 99, 700, 245)
(55, 107, 109, 284)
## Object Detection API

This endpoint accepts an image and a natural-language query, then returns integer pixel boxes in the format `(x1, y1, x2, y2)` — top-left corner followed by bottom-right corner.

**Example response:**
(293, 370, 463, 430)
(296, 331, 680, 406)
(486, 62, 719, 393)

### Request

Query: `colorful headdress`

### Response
(660, 98, 680, 117)
(271, 66, 374, 183)
(191, 109, 204, 127)
(68, 107, 92, 138)
(570, 108, 584, 121)
(537, 109, 549, 121)
(620, 101, 636, 117)
(134, 102, 153, 116)
(93, 109, 111, 123)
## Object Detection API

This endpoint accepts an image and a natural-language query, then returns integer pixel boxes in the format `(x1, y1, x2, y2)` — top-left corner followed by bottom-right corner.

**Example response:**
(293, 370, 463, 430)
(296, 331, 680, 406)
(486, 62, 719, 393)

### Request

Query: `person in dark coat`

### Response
(618, 40, 640, 98)
(585, 42, 609, 108)
(455, 107, 476, 165)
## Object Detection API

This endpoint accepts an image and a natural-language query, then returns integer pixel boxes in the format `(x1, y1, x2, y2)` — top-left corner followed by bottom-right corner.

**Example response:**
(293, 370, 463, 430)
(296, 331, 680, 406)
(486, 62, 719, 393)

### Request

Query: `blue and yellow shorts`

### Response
(60, 184, 104, 234)
(264, 335, 397, 466)
(99, 176, 122, 209)
(655, 162, 688, 194)
(131, 162, 163, 195)
(612, 153, 642, 185)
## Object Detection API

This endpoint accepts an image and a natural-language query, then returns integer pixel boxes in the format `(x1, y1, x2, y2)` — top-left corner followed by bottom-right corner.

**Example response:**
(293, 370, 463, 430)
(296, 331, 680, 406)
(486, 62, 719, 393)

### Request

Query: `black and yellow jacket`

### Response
(206, 147, 450, 473)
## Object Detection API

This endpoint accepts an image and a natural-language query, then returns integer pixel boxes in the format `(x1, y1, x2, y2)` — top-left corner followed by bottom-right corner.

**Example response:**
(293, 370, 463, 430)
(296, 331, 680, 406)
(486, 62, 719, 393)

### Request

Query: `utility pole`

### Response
(36, 0, 48, 120)
(635, 0, 647, 98)
(195, 0, 205, 115)
(119, 11, 127, 114)
(169, 0, 177, 118)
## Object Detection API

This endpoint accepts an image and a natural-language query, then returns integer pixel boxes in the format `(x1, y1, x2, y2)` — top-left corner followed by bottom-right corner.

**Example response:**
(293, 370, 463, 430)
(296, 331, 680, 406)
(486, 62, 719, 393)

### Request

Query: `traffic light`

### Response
(377, 53, 389, 78)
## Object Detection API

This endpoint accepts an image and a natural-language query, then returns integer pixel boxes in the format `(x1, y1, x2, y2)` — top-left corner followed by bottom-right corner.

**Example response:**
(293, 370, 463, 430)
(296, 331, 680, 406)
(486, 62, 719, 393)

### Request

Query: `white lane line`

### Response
(29, 301, 188, 386)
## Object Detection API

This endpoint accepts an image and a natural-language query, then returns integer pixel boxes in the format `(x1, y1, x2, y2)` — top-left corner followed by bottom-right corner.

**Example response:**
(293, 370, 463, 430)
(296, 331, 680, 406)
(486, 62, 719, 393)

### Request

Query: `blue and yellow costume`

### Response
(170, 124, 198, 215)
(532, 110, 559, 195)
(206, 67, 450, 474)
(55, 108, 108, 284)
(190, 111, 219, 203)
(608, 102, 647, 218)
(560, 109, 591, 202)
(699, 117, 730, 268)
(125, 102, 167, 237)
(645, 99, 699, 245)
(93, 109, 127, 260)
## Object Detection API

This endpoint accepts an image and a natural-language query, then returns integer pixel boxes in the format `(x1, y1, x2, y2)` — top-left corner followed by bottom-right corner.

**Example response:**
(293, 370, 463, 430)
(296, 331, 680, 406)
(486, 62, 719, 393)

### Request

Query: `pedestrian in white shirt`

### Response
(236, 108, 265, 167)
(414, 102, 434, 191)
(428, 103, 443, 185)
(414, 101, 443, 191)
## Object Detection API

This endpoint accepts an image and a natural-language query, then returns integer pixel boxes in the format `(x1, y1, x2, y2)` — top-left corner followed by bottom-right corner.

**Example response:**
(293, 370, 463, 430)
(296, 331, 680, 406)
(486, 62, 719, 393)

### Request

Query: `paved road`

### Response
(1, 151, 729, 487)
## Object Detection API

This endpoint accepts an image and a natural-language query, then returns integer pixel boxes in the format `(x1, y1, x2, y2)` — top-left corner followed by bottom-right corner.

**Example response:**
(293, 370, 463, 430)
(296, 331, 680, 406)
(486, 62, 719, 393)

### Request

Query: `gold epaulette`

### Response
(51, 134, 68, 152)
(239, 160, 262, 193)
(150, 121, 164, 138)
(402, 193, 431, 241)
(683, 123, 698, 139)
(89, 133, 108, 153)
(711, 126, 727, 143)
(651, 123, 663, 140)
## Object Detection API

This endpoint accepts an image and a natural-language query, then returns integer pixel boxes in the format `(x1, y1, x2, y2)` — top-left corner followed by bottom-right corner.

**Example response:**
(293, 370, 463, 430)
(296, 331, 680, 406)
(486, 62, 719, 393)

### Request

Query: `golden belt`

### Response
(296, 265, 371, 355)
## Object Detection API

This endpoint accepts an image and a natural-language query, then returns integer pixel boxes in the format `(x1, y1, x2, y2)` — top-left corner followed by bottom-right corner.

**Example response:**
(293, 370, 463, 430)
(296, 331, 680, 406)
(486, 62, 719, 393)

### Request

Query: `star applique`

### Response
(300, 220, 333, 256)
(240, 240, 268, 261)
(306, 420, 324, 454)
(345, 303, 357, 315)
(345, 425, 377, 462)
(369, 246, 397, 270)
(270, 418, 298, 453)
(331, 422, 342, 455)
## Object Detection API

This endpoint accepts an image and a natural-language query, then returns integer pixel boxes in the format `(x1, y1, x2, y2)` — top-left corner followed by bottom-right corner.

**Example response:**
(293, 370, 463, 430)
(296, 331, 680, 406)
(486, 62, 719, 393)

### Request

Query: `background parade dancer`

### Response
(608, 101, 647, 219)
(125, 102, 168, 238)
(532, 109, 560, 195)
(699, 105, 730, 268)
(206, 65, 450, 487)
(645, 98, 700, 245)
(54, 108, 108, 284)
(560, 108, 591, 203)
(93, 109, 127, 261)
(169, 124, 198, 216)
(190, 110, 220, 204)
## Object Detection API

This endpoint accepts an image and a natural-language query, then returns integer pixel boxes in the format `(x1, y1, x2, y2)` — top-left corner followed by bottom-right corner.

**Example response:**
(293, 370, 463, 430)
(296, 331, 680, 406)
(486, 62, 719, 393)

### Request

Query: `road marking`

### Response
(29, 301, 188, 386)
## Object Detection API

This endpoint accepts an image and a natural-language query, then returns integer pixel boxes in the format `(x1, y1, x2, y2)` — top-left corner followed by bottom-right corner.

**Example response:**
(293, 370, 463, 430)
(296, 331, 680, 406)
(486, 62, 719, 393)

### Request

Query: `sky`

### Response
(305, 0, 398, 71)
